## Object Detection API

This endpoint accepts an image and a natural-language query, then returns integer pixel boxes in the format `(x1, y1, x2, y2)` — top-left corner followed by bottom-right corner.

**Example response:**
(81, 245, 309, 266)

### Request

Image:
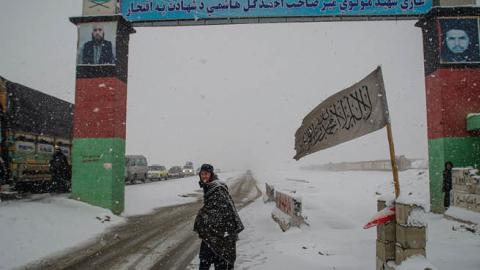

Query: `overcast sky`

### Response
(0, 0, 428, 171)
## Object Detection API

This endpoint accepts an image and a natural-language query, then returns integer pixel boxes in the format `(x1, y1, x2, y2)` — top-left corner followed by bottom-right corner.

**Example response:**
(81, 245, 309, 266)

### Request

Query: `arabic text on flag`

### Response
(294, 66, 389, 160)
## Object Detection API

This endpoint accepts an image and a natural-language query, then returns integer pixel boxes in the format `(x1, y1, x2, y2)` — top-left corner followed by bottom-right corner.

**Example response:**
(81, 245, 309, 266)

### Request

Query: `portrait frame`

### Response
(77, 21, 117, 66)
(438, 17, 480, 64)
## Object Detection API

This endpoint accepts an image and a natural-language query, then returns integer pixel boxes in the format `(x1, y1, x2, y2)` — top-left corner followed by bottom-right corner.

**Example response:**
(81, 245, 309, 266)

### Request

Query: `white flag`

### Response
(294, 66, 390, 160)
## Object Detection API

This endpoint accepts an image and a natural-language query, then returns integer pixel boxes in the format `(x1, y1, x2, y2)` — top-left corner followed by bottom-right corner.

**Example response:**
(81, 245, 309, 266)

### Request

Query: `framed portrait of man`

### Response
(439, 18, 480, 64)
(77, 22, 117, 66)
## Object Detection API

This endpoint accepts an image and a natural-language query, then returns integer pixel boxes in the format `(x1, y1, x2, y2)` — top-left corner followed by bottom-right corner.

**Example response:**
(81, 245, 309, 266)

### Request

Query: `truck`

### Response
(0, 76, 73, 192)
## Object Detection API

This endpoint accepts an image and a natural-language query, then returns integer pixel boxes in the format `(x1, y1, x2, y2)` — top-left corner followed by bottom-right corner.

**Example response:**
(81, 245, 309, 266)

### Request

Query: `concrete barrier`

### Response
(395, 202, 420, 225)
(376, 199, 396, 269)
(452, 191, 480, 213)
(395, 244, 426, 265)
(451, 168, 480, 213)
(452, 168, 479, 186)
(376, 200, 428, 269)
(377, 222, 396, 242)
(394, 202, 427, 265)
(396, 224, 426, 249)
(376, 240, 395, 262)
(265, 183, 275, 202)
(271, 190, 304, 231)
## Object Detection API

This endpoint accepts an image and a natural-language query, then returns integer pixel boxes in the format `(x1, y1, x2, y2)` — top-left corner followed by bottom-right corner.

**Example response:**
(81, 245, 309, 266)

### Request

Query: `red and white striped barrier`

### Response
(271, 189, 305, 231)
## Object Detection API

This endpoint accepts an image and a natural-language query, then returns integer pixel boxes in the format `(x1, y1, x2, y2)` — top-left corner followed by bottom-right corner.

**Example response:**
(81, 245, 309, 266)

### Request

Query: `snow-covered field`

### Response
(232, 168, 480, 270)
(0, 171, 241, 270)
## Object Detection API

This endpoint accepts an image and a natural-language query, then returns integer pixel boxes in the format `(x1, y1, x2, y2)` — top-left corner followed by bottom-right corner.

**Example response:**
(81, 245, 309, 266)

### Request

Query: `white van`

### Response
(125, 155, 148, 184)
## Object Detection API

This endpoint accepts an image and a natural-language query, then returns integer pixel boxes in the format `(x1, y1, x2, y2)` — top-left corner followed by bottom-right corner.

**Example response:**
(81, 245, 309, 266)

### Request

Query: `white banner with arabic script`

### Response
(294, 66, 389, 160)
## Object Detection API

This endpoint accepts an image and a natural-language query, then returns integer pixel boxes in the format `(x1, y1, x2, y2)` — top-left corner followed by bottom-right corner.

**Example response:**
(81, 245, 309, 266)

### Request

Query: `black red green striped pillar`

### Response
(70, 15, 134, 214)
(416, 7, 480, 213)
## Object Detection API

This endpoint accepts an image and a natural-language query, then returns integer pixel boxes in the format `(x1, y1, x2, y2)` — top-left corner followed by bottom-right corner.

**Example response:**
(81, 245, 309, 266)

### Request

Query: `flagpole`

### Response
(386, 122, 400, 198)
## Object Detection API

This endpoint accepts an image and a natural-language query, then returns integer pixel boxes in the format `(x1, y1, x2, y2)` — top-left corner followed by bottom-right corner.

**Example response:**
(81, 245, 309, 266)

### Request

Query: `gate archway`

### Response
(70, 0, 480, 214)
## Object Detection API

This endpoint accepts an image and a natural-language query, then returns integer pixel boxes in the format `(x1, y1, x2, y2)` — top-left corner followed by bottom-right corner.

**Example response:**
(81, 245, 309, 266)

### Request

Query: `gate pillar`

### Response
(69, 10, 134, 214)
(416, 6, 480, 213)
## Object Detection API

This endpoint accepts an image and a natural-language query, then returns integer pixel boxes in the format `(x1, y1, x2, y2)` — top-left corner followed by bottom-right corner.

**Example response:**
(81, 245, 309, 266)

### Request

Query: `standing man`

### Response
(81, 24, 115, 65)
(49, 146, 70, 193)
(442, 161, 454, 210)
(194, 164, 244, 270)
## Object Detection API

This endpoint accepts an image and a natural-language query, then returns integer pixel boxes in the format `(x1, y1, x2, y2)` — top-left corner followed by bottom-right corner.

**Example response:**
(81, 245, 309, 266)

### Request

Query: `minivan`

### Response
(125, 155, 148, 184)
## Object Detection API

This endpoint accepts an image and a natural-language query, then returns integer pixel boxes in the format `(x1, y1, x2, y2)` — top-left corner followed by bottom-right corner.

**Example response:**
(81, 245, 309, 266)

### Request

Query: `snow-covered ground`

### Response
(2, 169, 480, 270)
(0, 194, 123, 270)
(0, 171, 241, 270)
(231, 168, 480, 270)
(124, 171, 241, 216)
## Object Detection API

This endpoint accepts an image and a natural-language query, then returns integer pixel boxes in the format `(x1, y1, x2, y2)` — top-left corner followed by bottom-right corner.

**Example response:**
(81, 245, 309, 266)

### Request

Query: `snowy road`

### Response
(29, 174, 261, 270)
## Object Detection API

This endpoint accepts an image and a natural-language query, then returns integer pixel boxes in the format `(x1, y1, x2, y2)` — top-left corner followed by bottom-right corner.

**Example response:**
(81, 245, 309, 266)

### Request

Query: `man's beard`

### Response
(451, 47, 467, 54)
(93, 35, 104, 44)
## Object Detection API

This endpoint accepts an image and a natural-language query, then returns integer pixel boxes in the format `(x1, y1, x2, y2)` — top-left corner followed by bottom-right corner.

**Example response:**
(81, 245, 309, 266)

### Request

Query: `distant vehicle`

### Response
(125, 155, 148, 184)
(147, 165, 168, 181)
(182, 161, 195, 176)
(168, 166, 184, 179)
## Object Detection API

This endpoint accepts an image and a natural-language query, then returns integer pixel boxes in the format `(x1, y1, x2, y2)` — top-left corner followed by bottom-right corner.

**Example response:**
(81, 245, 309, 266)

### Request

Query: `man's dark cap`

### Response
(200, 164, 214, 174)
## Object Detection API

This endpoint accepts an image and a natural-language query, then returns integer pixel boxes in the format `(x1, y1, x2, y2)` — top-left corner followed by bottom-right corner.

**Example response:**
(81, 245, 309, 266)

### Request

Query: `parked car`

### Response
(125, 155, 148, 184)
(168, 166, 184, 179)
(148, 165, 168, 181)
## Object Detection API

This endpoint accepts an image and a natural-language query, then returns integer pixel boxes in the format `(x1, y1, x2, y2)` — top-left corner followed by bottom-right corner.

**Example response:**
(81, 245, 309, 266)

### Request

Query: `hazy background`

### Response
(0, 0, 427, 171)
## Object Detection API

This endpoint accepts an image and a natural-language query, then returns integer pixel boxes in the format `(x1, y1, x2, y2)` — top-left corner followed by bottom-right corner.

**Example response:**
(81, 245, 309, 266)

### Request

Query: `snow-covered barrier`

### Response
(394, 203, 427, 265)
(376, 200, 428, 270)
(444, 168, 480, 225)
(451, 168, 480, 213)
(271, 191, 304, 232)
(376, 199, 397, 269)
